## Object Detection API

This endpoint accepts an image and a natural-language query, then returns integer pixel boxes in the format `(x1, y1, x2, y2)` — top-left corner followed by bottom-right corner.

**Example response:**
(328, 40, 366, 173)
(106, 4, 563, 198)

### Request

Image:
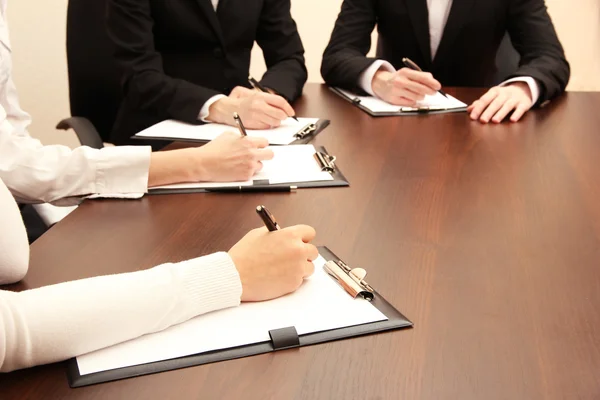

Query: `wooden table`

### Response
(2, 85, 600, 399)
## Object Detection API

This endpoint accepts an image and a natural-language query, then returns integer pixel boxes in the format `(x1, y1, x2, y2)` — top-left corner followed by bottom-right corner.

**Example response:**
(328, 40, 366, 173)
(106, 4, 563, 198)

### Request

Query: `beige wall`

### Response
(7, 0, 78, 148)
(6, 0, 600, 148)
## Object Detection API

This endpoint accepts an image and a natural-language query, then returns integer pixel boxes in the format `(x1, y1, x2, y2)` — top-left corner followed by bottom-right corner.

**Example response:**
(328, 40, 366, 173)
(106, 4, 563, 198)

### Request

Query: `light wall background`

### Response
(6, 0, 600, 148)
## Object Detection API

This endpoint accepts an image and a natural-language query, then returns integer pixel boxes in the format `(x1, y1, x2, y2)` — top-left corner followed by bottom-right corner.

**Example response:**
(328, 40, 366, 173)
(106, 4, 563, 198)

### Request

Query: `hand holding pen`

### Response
(401, 58, 447, 98)
(227, 205, 319, 301)
(370, 58, 443, 107)
(248, 76, 299, 121)
(206, 85, 297, 130)
(194, 125, 273, 181)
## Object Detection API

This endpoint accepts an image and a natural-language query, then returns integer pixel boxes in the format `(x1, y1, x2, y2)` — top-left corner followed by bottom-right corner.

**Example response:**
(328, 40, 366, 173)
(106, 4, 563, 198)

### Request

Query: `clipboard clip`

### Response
(294, 123, 317, 139)
(313, 151, 337, 173)
(324, 259, 375, 301)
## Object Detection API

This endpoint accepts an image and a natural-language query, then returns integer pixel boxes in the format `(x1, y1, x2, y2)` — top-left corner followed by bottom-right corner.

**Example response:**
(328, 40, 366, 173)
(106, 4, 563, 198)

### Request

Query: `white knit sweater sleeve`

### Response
(0, 180, 242, 373)
(0, 253, 242, 373)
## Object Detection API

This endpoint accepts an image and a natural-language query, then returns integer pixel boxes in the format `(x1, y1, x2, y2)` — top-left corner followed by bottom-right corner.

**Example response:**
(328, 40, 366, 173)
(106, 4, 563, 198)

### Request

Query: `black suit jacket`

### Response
(107, 0, 307, 145)
(321, 0, 570, 105)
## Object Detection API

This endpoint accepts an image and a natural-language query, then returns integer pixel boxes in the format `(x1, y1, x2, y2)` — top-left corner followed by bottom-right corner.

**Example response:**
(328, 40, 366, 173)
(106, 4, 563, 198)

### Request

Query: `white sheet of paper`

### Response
(150, 144, 333, 190)
(134, 118, 319, 145)
(336, 88, 467, 113)
(76, 256, 387, 375)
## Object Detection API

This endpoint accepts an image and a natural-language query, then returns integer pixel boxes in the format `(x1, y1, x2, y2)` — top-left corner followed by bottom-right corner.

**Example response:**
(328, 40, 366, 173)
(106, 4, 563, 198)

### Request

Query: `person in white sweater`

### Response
(0, 177, 318, 373)
(0, 1, 318, 373)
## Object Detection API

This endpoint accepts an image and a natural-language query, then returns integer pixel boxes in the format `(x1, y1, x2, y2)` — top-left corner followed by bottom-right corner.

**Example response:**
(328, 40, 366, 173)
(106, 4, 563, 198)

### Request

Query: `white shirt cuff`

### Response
(358, 60, 395, 96)
(93, 146, 151, 197)
(499, 76, 540, 105)
(198, 95, 227, 122)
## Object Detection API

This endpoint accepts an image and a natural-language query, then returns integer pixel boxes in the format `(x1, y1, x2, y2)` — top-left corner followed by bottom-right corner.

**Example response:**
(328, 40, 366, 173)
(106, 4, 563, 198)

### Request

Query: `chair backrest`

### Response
(65, 0, 122, 143)
(493, 32, 521, 85)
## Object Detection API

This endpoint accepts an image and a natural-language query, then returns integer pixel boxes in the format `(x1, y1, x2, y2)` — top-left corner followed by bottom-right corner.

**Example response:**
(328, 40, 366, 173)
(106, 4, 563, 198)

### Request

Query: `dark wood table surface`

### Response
(2, 84, 600, 399)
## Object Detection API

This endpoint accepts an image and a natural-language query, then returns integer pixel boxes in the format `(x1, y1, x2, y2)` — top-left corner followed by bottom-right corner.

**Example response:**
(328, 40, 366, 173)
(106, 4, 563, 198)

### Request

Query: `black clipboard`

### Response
(147, 146, 349, 195)
(330, 87, 468, 116)
(131, 119, 330, 145)
(66, 246, 413, 388)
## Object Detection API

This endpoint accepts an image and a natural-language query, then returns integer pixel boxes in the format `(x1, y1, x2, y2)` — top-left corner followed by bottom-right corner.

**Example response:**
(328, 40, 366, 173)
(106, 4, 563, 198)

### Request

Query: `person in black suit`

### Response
(321, 0, 570, 124)
(107, 0, 307, 145)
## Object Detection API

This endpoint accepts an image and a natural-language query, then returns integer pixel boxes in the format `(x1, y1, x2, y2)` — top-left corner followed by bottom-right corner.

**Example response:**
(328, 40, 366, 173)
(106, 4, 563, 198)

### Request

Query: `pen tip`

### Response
(256, 205, 264, 212)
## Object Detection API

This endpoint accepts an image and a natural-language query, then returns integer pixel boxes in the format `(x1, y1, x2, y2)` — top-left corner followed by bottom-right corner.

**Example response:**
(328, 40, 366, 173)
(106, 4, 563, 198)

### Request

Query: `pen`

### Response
(256, 205, 280, 231)
(248, 75, 299, 122)
(233, 112, 248, 137)
(206, 186, 297, 193)
(401, 57, 448, 98)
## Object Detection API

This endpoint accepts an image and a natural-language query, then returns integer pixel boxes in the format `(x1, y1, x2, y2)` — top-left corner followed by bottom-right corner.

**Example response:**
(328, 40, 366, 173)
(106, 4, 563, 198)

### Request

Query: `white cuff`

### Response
(499, 76, 540, 105)
(94, 146, 151, 197)
(198, 95, 227, 122)
(358, 60, 395, 96)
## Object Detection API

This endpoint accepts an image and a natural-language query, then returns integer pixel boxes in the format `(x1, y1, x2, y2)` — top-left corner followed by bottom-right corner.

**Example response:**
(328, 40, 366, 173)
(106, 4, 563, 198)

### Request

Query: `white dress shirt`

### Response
(0, 0, 150, 204)
(0, 0, 243, 373)
(359, 0, 539, 103)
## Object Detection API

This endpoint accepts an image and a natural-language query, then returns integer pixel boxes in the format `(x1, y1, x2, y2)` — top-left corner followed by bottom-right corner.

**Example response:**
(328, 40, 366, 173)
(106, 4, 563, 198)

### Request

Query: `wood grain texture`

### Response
(2, 85, 600, 399)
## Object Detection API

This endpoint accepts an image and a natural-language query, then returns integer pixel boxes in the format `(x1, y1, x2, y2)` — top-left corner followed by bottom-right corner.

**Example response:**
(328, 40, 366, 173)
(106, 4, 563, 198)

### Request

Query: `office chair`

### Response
(24, 0, 119, 242)
(56, 0, 122, 148)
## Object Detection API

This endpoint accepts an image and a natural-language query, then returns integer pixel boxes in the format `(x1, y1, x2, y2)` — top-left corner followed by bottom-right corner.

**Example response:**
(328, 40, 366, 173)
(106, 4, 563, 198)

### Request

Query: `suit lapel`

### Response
(195, 0, 226, 46)
(404, 0, 432, 66)
(433, 0, 476, 68)
(216, 0, 229, 13)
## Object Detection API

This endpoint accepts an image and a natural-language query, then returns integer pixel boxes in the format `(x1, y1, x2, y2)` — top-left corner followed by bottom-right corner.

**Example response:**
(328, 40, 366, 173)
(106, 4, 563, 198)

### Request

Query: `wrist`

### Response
(507, 81, 533, 101)
(372, 70, 392, 98)
(207, 97, 239, 125)
(185, 147, 212, 182)
(148, 148, 207, 187)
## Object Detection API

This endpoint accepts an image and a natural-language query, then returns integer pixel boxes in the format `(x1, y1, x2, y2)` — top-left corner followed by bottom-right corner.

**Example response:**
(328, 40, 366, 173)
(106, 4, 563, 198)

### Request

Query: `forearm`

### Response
(508, 0, 570, 103)
(260, 59, 307, 102)
(0, 252, 242, 372)
(320, 0, 377, 88)
(256, 0, 307, 102)
(512, 59, 569, 104)
(123, 71, 221, 123)
(0, 124, 150, 204)
(148, 149, 198, 187)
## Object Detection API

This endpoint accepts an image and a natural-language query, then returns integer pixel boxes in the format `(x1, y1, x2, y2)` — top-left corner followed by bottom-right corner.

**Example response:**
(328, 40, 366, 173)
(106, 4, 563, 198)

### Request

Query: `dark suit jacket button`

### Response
(213, 48, 224, 59)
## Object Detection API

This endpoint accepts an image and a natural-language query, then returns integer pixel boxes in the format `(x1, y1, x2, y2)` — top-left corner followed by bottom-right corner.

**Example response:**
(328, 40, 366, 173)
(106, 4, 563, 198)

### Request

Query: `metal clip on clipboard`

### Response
(313, 151, 337, 172)
(294, 123, 317, 139)
(324, 259, 375, 301)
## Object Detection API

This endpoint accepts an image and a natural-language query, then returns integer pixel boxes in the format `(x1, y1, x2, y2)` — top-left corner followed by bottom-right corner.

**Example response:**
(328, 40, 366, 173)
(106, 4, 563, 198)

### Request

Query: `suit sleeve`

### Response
(256, 0, 308, 102)
(507, 0, 570, 105)
(107, 0, 221, 123)
(320, 0, 379, 90)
